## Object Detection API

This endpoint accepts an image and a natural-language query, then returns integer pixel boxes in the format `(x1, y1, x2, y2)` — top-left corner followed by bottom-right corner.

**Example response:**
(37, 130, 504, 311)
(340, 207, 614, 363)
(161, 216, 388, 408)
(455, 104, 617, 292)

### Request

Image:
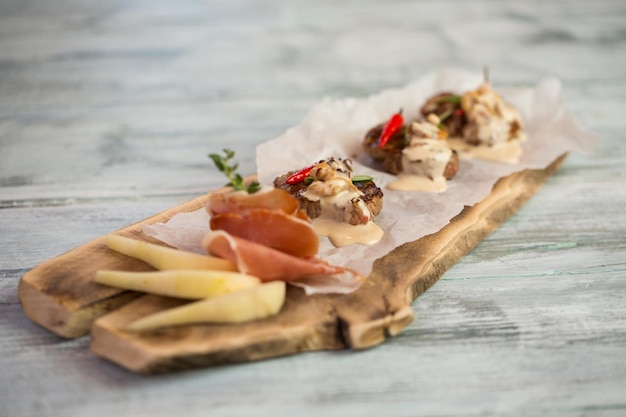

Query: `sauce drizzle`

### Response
(312, 218, 384, 247)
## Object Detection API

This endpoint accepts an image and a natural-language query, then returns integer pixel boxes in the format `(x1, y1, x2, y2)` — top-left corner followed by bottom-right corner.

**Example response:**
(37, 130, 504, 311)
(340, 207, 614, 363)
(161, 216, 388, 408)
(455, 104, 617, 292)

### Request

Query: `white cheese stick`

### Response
(95, 270, 260, 299)
(106, 234, 236, 272)
(126, 281, 286, 332)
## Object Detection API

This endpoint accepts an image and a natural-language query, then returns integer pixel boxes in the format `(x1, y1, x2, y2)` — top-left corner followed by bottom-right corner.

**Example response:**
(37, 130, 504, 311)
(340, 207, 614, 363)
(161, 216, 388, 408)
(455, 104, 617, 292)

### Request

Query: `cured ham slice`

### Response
(203, 186, 364, 292)
(210, 208, 319, 258)
(202, 231, 343, 282)
(207, 188, 298, 216)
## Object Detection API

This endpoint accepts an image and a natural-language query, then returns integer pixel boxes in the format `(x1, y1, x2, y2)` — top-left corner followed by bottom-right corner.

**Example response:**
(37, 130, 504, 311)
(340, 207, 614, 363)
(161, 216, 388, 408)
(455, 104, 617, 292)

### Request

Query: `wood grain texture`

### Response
(88, 155, 566, 373)
(2, 0, 625, 415)
(18, 194, 209, 338)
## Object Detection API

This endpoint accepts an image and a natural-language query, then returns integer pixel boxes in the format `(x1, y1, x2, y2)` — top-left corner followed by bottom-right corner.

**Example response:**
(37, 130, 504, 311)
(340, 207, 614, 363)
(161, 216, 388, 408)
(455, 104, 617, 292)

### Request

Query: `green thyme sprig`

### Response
(208, 148, 260, 194)
(351, 175, 373, 182)
(437, 94, 462, 104)
(303, 174, 373, 185)
(304, 175, 374, 185)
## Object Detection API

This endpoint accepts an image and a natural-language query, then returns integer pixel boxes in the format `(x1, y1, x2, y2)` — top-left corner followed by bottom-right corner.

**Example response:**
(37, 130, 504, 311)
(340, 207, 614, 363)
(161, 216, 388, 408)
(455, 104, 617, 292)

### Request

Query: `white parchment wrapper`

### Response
(144, 68, 597, 294)
(255, 68, 598, 278)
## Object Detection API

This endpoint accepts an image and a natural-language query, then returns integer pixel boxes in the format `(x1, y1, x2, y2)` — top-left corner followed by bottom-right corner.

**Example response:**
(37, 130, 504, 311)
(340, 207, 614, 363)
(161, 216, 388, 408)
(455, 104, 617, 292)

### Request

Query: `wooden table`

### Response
(2, 1, 625, 416)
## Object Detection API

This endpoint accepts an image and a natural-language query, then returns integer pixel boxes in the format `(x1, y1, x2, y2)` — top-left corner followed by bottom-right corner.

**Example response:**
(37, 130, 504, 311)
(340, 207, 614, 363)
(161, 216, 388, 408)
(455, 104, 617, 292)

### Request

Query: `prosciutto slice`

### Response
(207, 188, 298, 216)
(202, 231, 343, 282)
(210, 208, 319, 258)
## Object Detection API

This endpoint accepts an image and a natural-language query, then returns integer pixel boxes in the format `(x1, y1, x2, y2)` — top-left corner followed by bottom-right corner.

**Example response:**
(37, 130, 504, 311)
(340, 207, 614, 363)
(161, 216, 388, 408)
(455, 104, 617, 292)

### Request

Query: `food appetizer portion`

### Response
(96, 234, 286, 332)
(420, 93, 466, 137)
(94, 151, 366, 331)
(363, 111, 459, 192)
(206, 187, 345, 280)
(274, 157, 384, 247)
(362, 78, 527, 192)
(420, 82, 527, 163)
(207, 150, 364, 281)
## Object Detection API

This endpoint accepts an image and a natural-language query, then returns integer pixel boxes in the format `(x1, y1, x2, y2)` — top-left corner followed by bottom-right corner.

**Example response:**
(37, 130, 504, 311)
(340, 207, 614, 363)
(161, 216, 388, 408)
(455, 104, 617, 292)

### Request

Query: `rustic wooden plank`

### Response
(88, 155, 566, 373)
(18, 195, 209, 338)
(2, 0, 625, 414)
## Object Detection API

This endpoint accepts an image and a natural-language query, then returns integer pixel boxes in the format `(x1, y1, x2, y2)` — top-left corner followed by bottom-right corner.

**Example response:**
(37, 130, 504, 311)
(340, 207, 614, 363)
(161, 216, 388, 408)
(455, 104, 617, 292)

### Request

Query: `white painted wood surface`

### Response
(1, 1, 625, 416)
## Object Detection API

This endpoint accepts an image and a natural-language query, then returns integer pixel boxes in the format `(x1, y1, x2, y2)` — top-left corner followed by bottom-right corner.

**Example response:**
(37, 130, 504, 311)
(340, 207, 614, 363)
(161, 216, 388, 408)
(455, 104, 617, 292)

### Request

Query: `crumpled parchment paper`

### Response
(145, 68, 598, 294)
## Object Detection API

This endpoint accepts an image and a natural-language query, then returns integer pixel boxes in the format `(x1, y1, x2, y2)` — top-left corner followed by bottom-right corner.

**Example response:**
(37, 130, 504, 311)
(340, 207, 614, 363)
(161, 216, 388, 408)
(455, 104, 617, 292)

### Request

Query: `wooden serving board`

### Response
(19, 154, 566, 373)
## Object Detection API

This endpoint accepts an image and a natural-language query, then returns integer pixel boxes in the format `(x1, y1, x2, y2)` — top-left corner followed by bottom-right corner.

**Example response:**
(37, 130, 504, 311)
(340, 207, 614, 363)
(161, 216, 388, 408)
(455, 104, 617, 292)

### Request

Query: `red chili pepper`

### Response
(285, 164, 314, 185)
(454, 108, 465, 117)
(379, 109, 404, 148)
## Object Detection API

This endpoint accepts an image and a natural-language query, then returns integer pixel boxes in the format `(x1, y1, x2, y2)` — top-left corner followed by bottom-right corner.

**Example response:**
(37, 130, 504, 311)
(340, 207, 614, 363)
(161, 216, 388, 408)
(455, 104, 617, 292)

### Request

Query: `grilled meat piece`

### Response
(273, 167, 383, 224)
(362, 123, 407, 175)
(354, 179, 383, 217)
(460, 84, 527, 146)
(443, 150, 459, 180)
(384, 145, 459, 180)
(420, 92, 466, 137)
(363, 118, 458, 180)
(362, 123, 407, 162)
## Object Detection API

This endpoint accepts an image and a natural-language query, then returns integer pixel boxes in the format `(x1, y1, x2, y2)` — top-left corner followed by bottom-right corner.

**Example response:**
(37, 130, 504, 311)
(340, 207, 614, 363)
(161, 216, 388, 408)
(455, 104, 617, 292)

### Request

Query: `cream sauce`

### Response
(402, 139, 452, 179)
(461, 83, 527, 146)
(312, 218, 384, 247)
(303, 178, 369, 224)
(386, 138, 452, 192)
(301, 162, 382, 247)
(447, 137, 522, 164)
(387, 175, 447, 192)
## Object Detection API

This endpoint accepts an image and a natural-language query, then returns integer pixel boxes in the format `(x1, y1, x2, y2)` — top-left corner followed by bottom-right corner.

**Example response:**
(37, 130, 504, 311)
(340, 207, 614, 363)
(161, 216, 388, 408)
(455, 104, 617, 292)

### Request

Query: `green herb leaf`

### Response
(404, 125, 411, 147)
(246, 181, 261, 194)
(438, 95, 462, 104)
(208, 153, 225, 171)
(208, 148, 259, 194)
(437, 109, 453, 126)
(351, 175, 374, 183)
